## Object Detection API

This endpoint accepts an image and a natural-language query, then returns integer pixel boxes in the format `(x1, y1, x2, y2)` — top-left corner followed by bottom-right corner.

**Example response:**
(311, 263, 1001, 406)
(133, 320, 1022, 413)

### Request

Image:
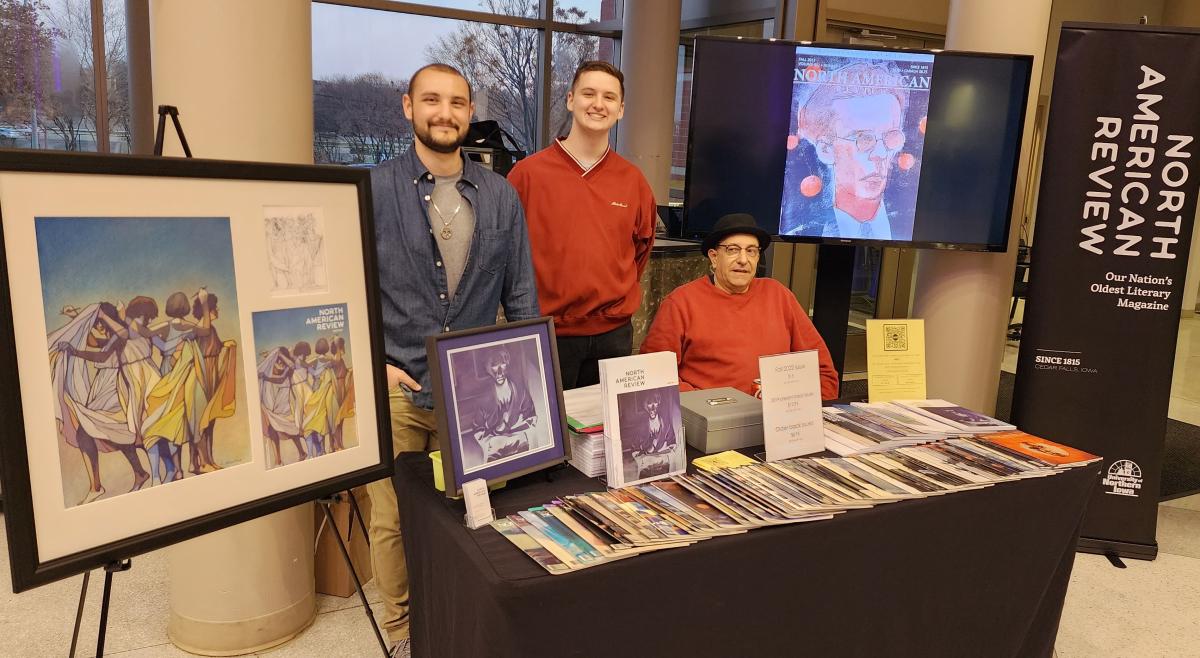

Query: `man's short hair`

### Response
(571, 60, 624, 98)
(798, 62, 908, 144)
(408, 63, 473, 102)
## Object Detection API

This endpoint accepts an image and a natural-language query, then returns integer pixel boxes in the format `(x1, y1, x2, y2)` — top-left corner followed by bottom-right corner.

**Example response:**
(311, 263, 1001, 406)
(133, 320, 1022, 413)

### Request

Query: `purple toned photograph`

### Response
(448, 336, 553, 475)
(429, 318, 567, 496)
(616, 385, 685, 483)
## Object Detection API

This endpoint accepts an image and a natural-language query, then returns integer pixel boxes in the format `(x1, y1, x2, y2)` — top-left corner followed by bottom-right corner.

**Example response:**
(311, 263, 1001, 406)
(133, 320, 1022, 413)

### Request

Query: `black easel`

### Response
(318, 492, 389, 657)
(811, 244, 856, 394)
(153, 105, 192, 158)
(346, 488, 372, 543)
(68, 559, 131, 658)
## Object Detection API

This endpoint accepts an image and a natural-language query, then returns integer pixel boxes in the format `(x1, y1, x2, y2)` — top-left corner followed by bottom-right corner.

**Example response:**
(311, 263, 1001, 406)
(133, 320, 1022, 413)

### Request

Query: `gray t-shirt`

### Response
(429, 173, 476, 299)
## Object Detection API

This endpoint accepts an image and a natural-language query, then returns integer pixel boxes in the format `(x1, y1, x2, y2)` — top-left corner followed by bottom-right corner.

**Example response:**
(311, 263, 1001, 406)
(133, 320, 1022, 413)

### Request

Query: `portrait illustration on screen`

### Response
(780, 48, 933, 241)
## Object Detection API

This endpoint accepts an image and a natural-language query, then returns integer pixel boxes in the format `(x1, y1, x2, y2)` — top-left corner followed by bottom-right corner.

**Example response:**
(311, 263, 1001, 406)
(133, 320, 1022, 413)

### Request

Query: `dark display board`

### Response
(1013, 23, 1200, 559)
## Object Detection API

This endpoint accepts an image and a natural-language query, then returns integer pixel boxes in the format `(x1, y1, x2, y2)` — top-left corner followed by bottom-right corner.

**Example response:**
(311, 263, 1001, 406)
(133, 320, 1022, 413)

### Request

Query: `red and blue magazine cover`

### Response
(780, 47, 934, 241)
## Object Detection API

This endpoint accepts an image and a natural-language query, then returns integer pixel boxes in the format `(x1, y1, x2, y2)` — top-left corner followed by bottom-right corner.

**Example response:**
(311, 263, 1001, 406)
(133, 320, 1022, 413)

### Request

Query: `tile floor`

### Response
(2, 320, 1199, 657)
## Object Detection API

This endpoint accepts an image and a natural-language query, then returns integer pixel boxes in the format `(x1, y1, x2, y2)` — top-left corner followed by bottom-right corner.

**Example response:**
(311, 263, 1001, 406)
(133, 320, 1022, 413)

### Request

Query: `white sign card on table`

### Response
(462, 478, 495, 530)
(758, 350, 824, 461)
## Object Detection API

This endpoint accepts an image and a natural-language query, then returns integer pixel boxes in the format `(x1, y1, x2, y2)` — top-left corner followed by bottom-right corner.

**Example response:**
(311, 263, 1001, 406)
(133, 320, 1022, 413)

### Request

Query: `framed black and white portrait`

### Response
(427, 317, 568, 496)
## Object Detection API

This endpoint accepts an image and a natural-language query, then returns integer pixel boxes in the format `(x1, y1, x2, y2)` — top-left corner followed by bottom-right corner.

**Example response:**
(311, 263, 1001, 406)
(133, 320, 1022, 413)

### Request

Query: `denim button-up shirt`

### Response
(371, 148, 540, 410)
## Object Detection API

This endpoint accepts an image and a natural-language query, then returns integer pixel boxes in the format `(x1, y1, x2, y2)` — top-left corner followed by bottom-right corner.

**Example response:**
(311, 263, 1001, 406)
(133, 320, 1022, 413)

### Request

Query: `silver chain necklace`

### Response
(430, 197, 462, 240)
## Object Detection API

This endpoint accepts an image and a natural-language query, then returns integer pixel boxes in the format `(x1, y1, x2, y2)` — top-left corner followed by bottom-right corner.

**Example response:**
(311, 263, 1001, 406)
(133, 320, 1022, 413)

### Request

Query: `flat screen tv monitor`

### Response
(682, 36, 1034, 251)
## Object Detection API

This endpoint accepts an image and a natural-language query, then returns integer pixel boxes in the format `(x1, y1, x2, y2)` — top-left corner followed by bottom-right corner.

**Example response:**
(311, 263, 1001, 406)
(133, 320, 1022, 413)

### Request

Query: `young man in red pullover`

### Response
(641, 213, 840, 400)
(508, 61, 657, 388)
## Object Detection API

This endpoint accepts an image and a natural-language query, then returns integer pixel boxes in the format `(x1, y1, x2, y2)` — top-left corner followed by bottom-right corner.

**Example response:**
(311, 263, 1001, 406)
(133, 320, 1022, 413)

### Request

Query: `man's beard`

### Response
(415, 121, 466, 154)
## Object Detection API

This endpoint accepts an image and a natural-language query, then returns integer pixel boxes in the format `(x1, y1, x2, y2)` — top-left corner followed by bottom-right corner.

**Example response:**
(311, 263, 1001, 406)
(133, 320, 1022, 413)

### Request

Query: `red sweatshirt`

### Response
(508, 139, 657, 337)
(640, 276, 840, 400)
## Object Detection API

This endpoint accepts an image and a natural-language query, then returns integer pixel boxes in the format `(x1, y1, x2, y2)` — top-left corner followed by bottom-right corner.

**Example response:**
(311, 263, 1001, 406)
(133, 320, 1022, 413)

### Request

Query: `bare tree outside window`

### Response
(310, 1, 620, 165)
(314, 73, 411, 164)
(42, 0, 92, 149)
(424, 0, 541, 154)
(0, 0, 72, 149)
(549, 30, 615, 140)
(0, 0, 129, 152)
(425, 1, 612, 153)
(101, 0, 130, 152)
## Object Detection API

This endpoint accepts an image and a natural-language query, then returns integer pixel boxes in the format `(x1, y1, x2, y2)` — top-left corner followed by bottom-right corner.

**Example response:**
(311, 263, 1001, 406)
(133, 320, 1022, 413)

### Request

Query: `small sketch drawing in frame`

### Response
(264, 206, 329, 296)
(427, 318, 568, 497)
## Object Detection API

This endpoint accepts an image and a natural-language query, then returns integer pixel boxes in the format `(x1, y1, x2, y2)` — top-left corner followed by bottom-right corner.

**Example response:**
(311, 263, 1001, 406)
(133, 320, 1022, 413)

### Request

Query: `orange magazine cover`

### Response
(981, 431, 1101, 468)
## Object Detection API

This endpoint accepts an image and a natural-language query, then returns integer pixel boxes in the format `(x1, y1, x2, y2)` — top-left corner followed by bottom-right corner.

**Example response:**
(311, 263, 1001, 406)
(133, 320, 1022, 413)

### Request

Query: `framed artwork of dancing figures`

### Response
(0, 150, 390, 592)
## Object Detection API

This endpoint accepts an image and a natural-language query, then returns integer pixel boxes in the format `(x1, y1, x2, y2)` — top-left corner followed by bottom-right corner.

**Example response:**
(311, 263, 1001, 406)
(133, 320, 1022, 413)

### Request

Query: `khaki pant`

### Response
(365, 388, 438, 643)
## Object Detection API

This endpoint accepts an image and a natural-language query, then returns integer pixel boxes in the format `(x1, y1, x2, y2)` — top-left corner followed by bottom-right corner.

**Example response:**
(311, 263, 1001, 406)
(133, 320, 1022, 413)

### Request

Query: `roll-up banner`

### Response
(1013, 23, 1200, 560)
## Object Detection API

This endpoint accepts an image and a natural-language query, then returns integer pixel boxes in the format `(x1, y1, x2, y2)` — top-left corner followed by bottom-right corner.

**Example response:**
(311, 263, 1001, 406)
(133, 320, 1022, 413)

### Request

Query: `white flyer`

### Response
(759, 350, 824, 461)
(462, 478, 495, 530)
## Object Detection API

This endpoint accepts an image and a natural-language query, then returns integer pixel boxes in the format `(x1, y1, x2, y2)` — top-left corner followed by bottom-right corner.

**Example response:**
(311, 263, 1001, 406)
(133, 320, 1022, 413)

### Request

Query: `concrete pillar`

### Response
(617, 0, 682, 203)
(150, 0, 316, 653)
(1163, 1, 1200, 316)
(909, 0, 1052, 414)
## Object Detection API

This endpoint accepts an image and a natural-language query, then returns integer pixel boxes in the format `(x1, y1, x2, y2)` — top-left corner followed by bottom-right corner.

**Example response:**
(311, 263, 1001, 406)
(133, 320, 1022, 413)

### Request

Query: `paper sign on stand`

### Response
(865, 319, 927, 402)
(758, 350, 824, 461)
(462, 479, 495, 530)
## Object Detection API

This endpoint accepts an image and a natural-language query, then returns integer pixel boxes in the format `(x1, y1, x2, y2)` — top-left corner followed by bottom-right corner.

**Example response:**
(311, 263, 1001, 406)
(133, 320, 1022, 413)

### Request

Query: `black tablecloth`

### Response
(394, 453, 1099, 658)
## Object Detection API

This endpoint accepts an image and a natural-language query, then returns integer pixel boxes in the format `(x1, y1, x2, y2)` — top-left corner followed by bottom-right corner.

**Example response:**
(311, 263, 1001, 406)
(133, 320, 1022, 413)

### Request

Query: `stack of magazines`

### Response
(823, 400, 1015, 455)
(491, 431, 1099, 574)
(568, 432, 607, 478)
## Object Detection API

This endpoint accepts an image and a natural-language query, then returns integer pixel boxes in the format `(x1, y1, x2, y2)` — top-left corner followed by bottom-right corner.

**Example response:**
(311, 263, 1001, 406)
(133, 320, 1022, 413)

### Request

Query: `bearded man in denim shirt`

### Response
(365, 63, 539, 656)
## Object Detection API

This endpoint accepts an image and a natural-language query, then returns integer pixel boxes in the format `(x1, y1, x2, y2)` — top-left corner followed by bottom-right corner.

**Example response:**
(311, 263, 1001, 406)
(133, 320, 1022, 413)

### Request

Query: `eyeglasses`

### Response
(836, 129, 906, 153)
(715, 244, 761, 258)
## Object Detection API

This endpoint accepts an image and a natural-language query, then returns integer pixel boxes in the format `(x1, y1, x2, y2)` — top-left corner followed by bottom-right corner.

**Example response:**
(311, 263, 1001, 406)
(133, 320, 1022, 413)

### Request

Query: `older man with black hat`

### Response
(640, 213, 839, 399)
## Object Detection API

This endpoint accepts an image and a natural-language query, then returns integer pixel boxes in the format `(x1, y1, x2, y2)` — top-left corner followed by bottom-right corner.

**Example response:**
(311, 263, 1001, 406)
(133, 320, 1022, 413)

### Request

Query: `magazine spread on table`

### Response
(497, 405, 1099, 573)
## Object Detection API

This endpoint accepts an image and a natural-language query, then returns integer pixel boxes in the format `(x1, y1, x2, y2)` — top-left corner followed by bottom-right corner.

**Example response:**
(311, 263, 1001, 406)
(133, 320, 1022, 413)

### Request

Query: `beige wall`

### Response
(681, 0, 775, 24)
(826, 0, 948, 26)
(1165, 0, 1200, 313)
(1163, 0, 1200, 26)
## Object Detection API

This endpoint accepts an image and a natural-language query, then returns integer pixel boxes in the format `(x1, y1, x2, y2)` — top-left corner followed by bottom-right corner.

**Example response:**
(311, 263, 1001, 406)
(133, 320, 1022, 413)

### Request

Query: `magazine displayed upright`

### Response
(599, 352, 686, 487)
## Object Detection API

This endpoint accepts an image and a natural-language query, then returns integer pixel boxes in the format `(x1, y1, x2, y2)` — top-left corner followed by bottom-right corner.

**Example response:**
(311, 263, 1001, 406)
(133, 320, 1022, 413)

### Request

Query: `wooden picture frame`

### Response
(426, 317, 569, 497)
(0, 149, 391, 592)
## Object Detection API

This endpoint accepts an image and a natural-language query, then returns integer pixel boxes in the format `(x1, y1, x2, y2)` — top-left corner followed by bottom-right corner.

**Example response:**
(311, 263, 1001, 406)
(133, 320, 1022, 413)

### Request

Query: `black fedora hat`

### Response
(701, 213, 772, 253)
